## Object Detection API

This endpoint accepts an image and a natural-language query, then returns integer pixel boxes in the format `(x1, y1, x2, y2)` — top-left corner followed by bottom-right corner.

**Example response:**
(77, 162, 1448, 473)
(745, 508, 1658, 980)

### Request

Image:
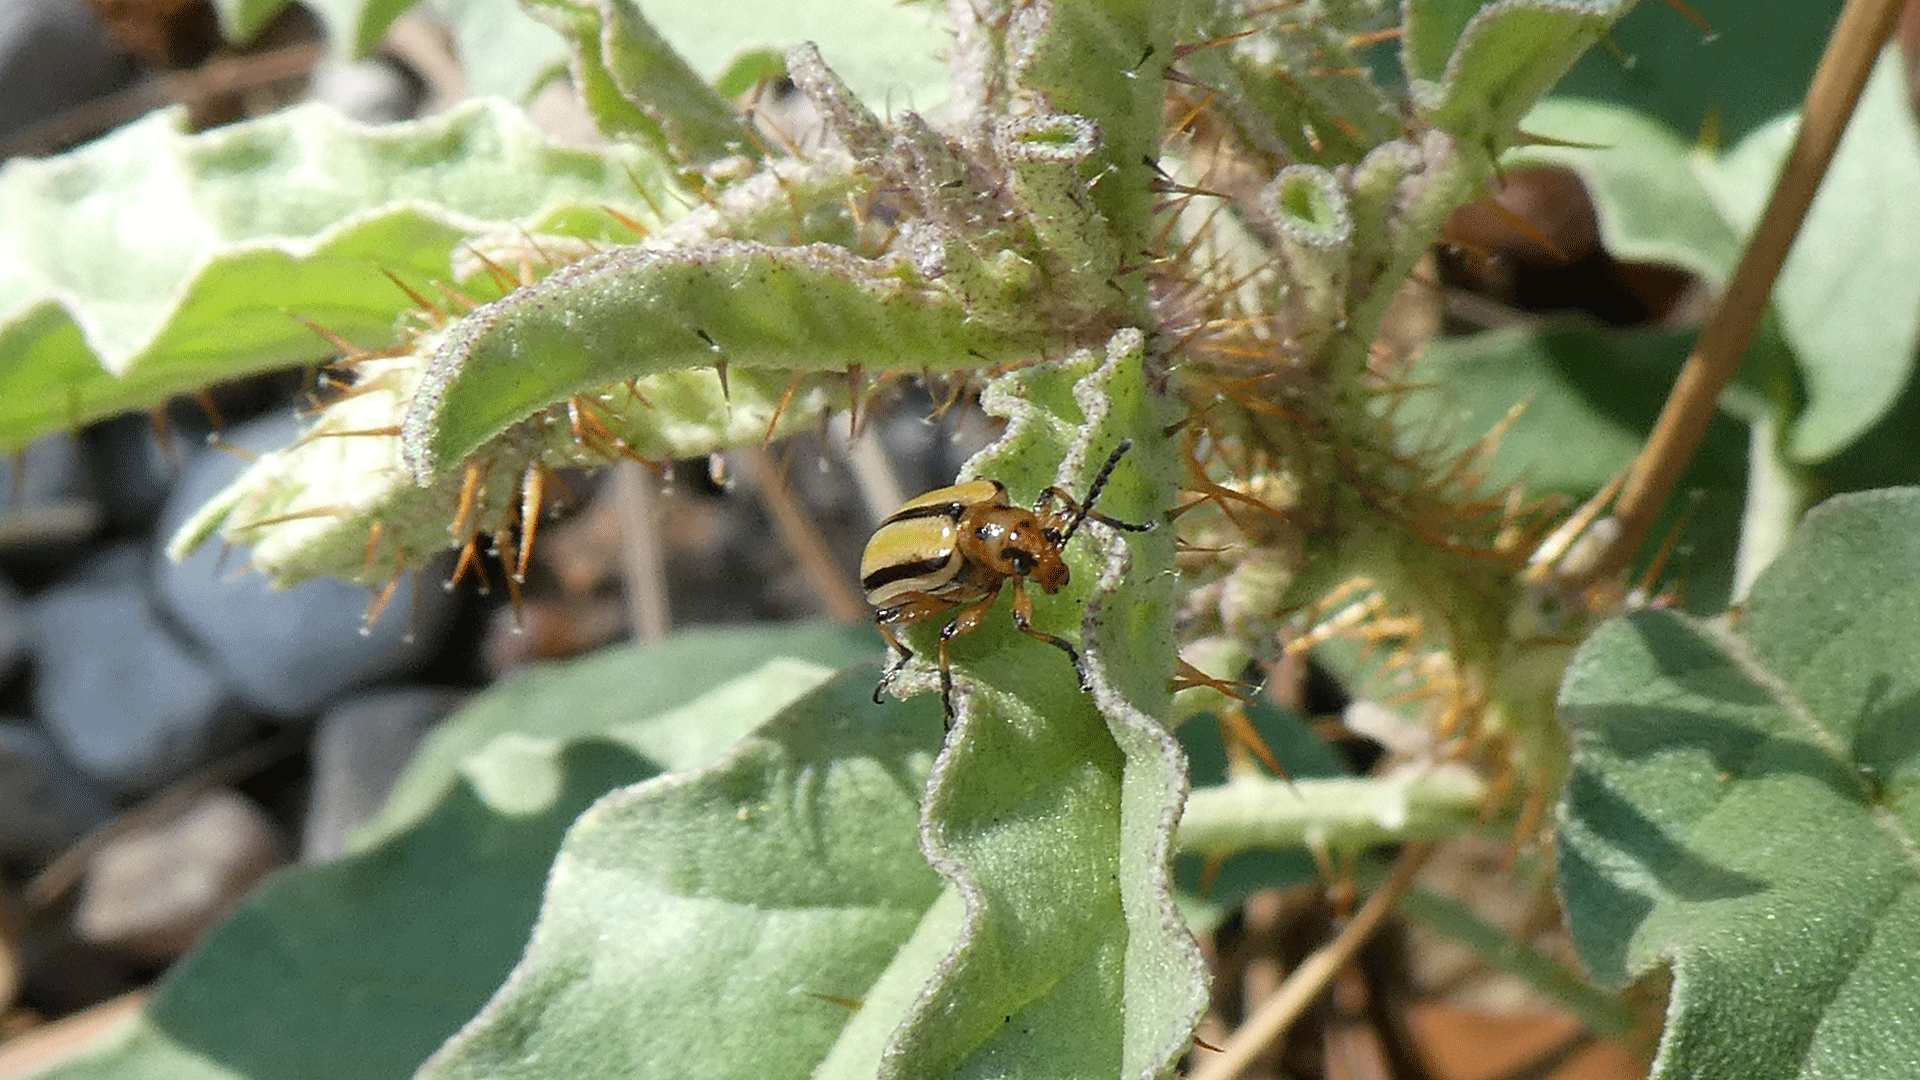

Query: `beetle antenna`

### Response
(1062, 440, 1133, 541)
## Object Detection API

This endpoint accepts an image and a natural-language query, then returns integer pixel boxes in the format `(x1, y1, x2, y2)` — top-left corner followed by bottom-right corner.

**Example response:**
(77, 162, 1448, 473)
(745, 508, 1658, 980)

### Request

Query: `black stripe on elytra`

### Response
(863, 555, 956, 593)
(882, 501, 968, 526)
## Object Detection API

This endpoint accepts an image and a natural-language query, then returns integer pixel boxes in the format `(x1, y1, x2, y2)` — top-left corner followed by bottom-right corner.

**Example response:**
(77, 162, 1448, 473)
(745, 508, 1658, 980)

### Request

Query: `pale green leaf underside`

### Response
(867, 333, 1205, 1080)
(1558, 488, 1920, 1078)
(0, 100, 657, 454)
(220, 0, 947, 115)
(1406, 0, 1634, 149)
(167, 352, 841, 588)
(39, 628, 871, 1080)
(416, 667, 947, 1080)
(400, 241, 1044, 480)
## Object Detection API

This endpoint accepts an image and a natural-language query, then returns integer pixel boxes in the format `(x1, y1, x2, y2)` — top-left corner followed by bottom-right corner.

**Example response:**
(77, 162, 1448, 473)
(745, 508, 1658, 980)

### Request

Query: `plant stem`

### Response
(1179, 770, 1487, 856)
(1188, 843, 1434, 1080)
(1579, 0, 1906, 588)
(1731, 412, 1813, 600)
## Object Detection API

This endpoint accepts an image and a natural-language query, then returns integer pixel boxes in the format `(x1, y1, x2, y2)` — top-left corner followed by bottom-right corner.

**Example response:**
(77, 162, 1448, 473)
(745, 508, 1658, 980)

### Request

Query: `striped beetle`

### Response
(860, 440, 1153, 721)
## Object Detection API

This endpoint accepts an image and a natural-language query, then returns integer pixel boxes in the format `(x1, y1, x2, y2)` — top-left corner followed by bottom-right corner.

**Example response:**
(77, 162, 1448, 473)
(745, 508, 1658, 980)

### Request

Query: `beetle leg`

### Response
(873, 619, 914, 704)
(1009, 578, 1088, 692)
(871, 591, 967, 706)
(936, 590, 1001, 726)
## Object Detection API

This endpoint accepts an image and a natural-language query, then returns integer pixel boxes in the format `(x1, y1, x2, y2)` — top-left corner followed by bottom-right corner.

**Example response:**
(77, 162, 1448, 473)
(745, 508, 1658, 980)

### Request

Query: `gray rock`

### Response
(80, 413, 181, 533)
(309, 56, 424, 124)
(0, 572, 25, 678)
(74, 788, 286, 964)
(301, 687, 461, 862)
(31, 546, 231, 793)
(0, 0, 135, 140)
(0, 720, 111, 864)
(155, 414, 456, 718)
(0, 434, 100, 556)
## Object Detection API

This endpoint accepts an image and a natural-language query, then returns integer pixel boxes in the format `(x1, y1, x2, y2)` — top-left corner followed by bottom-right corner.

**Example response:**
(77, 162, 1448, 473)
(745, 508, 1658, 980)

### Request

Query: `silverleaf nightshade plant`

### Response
(1, 1, 1698, 1078)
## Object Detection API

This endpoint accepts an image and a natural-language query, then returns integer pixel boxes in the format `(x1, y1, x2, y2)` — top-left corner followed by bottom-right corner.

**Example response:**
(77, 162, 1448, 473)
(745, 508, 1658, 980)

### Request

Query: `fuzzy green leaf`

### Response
(168, 348, 843, 587)
(357, 624, 874, 846)
(1406, 0, 1635, 153)
(417, 666, 946, 1080)
(400, 242, 1043, 481)
(36, 626, 871, 1080)
(1709, 52, 1920, 463)
(1553, 0, 1844, 146)
(1559, 488, 1920, 1078)
(865, 331, 1206, 1080)
(1401, 323, 1749, 495)
(1006, 0, 1175, 285)
(0, 100, 659, 454)
(1520, 50, 1920, 466)
(520, 0, 748, 162)
(1399, 322, 1753, 610)
(1511, 97, 1742, 285)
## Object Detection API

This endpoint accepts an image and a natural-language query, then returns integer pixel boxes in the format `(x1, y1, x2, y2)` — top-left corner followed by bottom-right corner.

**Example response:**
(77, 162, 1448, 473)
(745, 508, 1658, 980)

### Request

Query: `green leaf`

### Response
(167, 351, 845, 588)
(869, 331, 1207, 1080)
(399, 242, 1044, 481)
(1400, 321, 1752, 609)
(417, 666, 946, 1080)
(520, 0, 748, 163)
(0, 100, 659, 454)
(1401, 322, 1748, 495)
(1558, 488, 1920, 1078)
(1511, 97, 1742, 285)
(1405, 0, 1632, 152)
(357, 623, 874, 847)
(40, 626, 864, 1080)
(1554, 0, 1844, 146)
(1521, 52, 1920, 467)
(1006, 0, 1175, 282)
(1710, 51, 1920, 463)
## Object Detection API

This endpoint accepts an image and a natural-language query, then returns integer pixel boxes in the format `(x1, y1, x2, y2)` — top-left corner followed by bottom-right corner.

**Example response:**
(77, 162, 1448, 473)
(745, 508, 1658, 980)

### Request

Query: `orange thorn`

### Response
(304, 426, 403, 440)
(462, 245, 519, 294)
(601, 205, 651, 240)
(148, 407, 179, 470)
(381, 270, 445, 322)
(494, 527, 524, 621)
(361, 519, 386, 580)
(232, 505, 349, 531)
(433, 281, 480, 313)
(448, 534, 480, 590)
(193, 389, 226, 430)
(205, 434, 259, 462)
(516, 466, 545, 584)
(1346, 26, 1403, 48)
(762, 373, 804, 449)
(362, 573, 402, 630)
(844, 364, 865, 436)
(1195, 853, 1225, 899)
(1659, 0, 1713, 34)
(1169, 28, 1257, 60)
(451, 460, 483, 540)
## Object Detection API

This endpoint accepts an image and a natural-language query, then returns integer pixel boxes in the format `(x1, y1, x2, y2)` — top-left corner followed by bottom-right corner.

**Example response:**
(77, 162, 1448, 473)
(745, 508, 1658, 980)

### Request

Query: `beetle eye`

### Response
(1007, 549, 1035, 575)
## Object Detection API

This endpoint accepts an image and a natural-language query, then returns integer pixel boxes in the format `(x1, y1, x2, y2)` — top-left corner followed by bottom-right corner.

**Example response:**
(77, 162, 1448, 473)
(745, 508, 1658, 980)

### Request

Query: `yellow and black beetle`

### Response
(860, 440, 1154, 720)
